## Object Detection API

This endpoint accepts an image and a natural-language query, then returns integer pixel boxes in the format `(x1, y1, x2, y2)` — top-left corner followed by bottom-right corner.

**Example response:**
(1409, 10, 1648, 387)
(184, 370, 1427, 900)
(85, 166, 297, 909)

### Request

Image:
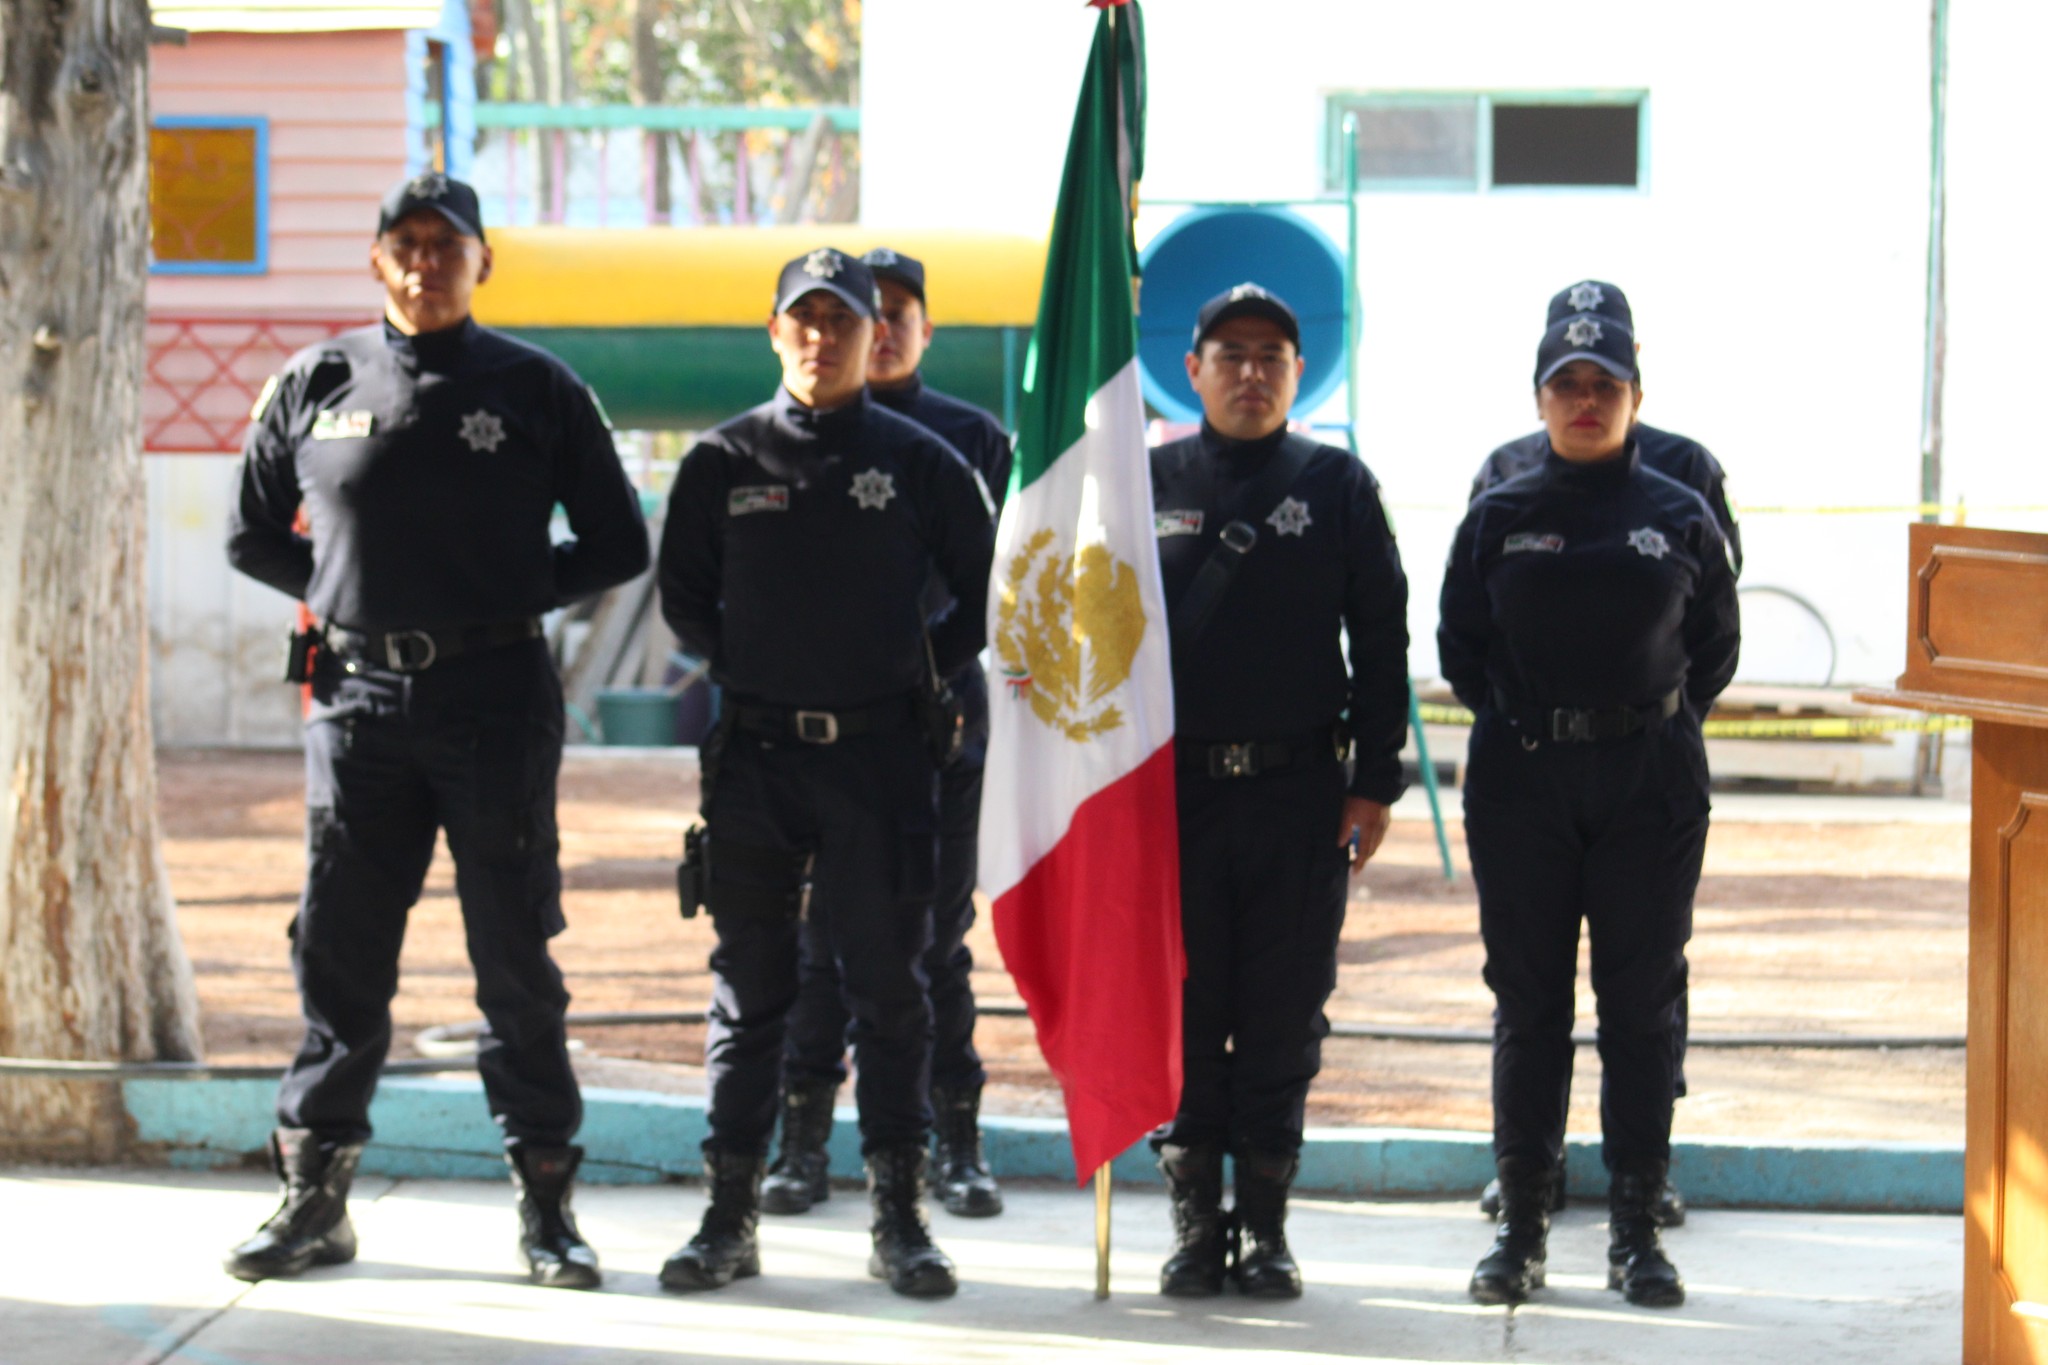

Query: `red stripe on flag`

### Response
(991, 741, 1184, 1181)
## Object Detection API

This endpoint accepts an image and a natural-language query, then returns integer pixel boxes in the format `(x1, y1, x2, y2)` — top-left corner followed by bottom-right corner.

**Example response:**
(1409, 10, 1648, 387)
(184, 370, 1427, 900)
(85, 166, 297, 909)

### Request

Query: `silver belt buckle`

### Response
(794, 710, 840, 743)
(1550, 709, 1592, 743)
(384, 630, 438, 673)
(1210, 742, 1256, 778)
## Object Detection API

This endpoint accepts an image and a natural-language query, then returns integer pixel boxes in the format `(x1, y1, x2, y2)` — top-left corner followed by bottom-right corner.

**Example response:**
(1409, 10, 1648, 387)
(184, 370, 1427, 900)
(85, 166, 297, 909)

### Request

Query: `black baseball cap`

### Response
(861, 247, 926, 305)
(1545, 279, 1631, 329)
(1535, 312, 1639, 387)
(773, 247, 880, 319)
(377, 173, 485, 242)
(1191, 283, 1301, 350)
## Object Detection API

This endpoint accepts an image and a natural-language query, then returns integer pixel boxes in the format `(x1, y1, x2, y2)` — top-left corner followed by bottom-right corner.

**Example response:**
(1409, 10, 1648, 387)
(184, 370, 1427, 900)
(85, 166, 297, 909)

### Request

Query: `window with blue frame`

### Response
(150, 116, 269, 274)
(1327, 93, 1647, 192)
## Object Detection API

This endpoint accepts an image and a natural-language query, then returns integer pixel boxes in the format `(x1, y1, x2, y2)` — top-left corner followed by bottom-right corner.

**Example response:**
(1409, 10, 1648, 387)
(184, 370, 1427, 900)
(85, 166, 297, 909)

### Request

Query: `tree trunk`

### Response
(0, 0, 204, 1161)
(630, 0, 671, 222)
(503, 0, 555, 219)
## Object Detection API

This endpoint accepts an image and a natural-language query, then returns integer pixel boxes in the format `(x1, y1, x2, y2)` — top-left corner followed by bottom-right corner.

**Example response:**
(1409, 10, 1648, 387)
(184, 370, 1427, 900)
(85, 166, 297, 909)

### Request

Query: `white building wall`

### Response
(1942, 1, 2048, 535)
(863, 0, 1990, 686)
(147, 456, 305, 747)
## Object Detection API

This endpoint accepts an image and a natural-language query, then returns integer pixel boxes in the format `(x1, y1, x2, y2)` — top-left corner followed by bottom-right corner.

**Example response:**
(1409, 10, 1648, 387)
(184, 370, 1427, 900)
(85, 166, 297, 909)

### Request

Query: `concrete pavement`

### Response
(0, 1165, 1959, 1365)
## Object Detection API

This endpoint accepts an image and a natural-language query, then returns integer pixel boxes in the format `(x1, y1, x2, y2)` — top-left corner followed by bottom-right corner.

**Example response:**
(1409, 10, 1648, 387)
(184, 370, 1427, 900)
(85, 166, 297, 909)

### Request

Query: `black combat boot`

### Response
(1488, 1158, 1686, 1226)
(223, 1128, 365, 1282)
(931, 1084, 1004, 1217)
(506, 1143, 602, 1289)
(865, 1144, 958, 1298)
(660, 1150, 763, 1291)
(1608, 1163, 1686, 1307)
(1157, 1142, 1228, 1297)
(1231, 1150, 1304, 1298)
(1468, 1156, 1552, 1305)
(1477, 1153, 1568, 1218)
(760, 1079, 837, 1215)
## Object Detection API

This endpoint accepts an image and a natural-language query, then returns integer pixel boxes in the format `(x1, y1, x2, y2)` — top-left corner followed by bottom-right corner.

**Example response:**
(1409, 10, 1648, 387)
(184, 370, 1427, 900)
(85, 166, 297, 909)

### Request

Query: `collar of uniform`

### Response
(868, 372, 924, 414)
(383, 315, 476, 372)
(1197, 419, 1289, 470)
(1542, 436, 1640, 488)
(773, 384, 870, 441)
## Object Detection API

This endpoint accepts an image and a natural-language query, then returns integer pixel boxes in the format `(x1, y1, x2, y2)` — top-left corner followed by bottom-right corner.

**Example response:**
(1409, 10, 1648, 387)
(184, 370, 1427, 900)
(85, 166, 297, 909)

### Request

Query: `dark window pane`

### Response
(1491, 103, 1639, 187)
(1348, 100, 1477, 183)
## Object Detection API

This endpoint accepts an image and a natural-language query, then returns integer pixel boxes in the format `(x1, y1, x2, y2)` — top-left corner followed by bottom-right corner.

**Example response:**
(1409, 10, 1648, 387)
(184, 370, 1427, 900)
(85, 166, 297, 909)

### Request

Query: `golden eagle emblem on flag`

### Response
(995, 529, 1146, 742)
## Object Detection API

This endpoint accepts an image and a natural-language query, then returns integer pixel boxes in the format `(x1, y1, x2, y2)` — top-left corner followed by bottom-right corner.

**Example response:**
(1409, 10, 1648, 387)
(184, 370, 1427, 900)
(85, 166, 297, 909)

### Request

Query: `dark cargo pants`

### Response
(276, 638, 579, 1147)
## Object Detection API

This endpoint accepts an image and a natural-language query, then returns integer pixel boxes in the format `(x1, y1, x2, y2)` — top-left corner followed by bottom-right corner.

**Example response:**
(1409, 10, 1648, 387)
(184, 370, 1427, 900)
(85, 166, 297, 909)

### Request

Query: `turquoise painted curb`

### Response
(122, 1077, 1962, 1213)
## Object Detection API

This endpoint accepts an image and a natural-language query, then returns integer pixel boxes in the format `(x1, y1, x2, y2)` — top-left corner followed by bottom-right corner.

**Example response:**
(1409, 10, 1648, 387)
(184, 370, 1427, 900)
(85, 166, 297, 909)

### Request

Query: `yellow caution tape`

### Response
(1414, 703, 1970, 739)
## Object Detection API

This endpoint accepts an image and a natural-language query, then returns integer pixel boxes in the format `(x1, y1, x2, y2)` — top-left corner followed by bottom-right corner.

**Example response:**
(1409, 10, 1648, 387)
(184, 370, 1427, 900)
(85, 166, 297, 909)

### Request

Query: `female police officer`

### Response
(1439, 305, 1738, 1310)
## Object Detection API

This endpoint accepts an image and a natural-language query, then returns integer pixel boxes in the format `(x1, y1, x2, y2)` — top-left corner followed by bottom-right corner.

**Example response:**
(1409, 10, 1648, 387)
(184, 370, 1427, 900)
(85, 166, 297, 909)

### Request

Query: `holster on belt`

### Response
(676, 823, 813, 922)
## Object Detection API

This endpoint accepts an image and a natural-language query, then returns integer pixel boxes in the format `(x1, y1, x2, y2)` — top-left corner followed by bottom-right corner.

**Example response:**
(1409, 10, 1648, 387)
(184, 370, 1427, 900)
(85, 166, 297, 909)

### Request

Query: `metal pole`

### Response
(1343, 113, 1453, 880)
(1919, 0, 1949, 522)
(1094, 1163, 1113, 1299)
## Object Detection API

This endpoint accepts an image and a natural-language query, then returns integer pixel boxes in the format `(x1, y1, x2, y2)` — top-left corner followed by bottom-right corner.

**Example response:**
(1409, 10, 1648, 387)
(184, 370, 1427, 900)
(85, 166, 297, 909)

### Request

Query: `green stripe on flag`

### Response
(1013, 4, 1143, 492)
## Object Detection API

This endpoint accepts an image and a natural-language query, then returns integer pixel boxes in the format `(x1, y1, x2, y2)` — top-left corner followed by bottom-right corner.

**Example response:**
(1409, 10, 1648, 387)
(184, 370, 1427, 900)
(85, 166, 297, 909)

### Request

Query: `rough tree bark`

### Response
(630, 0, 671, 222)
(0, 0, 203, 1160)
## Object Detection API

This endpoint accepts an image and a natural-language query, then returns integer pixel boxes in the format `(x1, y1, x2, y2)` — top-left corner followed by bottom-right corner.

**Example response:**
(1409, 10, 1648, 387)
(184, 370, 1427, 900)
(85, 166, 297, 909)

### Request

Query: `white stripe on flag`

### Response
(979, 358, 1173, 901)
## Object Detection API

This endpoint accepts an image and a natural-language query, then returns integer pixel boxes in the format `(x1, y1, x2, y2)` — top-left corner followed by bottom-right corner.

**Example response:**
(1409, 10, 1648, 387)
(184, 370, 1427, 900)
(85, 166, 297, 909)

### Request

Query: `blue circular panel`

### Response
(1136, 207, 1347, 424)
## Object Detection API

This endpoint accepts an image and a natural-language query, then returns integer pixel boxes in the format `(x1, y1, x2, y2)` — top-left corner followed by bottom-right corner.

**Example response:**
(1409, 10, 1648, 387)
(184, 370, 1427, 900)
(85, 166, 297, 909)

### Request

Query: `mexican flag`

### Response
(979, 0, 1183, 1183)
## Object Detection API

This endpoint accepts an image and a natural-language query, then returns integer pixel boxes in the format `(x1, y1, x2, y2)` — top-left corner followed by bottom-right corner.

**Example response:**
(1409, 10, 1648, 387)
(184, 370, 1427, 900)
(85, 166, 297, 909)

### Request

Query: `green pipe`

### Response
(475, 103, 859, 133)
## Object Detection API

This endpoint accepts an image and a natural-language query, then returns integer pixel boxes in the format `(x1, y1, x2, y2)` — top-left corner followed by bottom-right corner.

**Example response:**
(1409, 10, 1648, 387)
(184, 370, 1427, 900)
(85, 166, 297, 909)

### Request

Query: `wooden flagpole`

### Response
(1094, 1163, 1113, 1298)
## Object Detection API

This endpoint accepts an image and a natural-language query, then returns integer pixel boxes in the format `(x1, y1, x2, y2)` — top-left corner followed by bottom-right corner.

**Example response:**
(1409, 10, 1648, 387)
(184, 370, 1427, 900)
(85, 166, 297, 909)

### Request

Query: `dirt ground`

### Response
(162, 748, 1968, 1145)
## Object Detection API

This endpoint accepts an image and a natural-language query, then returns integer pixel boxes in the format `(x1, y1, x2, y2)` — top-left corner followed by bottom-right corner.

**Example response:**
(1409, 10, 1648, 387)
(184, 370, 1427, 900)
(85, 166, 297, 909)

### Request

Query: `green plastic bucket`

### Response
(595, 688, 678, 746)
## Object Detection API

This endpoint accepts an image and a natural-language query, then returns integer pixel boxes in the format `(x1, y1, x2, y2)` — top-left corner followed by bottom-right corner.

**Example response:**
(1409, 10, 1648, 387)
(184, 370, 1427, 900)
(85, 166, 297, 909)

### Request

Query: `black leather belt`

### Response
(728, 696, 915, 745)
(1495, 687, 1683, 743)
(1178, 727, 1340, 780)
(324, 618, 542, 674)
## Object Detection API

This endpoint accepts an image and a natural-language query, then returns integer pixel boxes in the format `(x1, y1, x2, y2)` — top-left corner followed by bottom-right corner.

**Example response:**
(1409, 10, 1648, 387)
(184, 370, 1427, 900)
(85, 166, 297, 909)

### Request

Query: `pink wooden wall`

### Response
(148, 29, 411, 317)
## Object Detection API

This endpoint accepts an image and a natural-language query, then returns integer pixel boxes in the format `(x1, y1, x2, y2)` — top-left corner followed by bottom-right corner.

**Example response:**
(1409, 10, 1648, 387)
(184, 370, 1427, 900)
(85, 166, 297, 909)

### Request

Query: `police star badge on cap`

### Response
(774, 247, 881, 319)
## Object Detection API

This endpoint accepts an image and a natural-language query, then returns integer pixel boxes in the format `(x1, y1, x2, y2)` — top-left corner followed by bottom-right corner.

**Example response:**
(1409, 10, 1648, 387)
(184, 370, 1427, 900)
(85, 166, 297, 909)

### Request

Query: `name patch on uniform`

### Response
(1155, 510, 1204, 537)
(728, 485, 790, 516)
(1503, 532, 1565, 555)
(311, 409, 374, 441)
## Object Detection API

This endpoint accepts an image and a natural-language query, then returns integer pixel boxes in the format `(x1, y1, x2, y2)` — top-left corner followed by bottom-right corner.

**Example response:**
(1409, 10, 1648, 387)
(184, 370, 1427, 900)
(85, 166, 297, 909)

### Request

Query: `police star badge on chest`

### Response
(1267, 497, 1312, 537)
(849, 468, 896, 510)
(458, 409, 506, 453)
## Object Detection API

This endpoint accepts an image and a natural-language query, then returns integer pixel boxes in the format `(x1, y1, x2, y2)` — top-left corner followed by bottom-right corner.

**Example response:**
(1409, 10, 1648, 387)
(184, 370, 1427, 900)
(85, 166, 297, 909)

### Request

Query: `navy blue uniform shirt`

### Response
(228, 318, 649, 629)
(1151, 424, 1411, 804)
(658, 387, 995, 710)
(1472, 423, 1743, 575)
(1439, 445, 1740, 718)
(870, 374, 1013, 502)
(871, 373, 1013, 631)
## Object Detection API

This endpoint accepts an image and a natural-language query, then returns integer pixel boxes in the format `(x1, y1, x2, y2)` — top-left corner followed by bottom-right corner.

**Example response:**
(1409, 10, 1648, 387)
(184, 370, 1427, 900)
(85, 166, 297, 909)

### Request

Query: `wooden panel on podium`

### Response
(1860, 524, 2048, 1365)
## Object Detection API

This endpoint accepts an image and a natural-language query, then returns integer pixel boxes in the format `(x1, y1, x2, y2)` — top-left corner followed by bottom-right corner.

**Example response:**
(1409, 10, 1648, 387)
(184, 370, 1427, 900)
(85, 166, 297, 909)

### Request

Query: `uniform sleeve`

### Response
(549, 376, 650, 603)
(983, 427, 1016, 517)
(923, 443, 996, 676)
(1436, 505, 1494, 715)
(656, 439, 726, 667)
(1682, 514, 1741, 713)
(1688, 446, 1743, 578)
(225, 369, 315, 599)
(1343, 466, 1412, 803)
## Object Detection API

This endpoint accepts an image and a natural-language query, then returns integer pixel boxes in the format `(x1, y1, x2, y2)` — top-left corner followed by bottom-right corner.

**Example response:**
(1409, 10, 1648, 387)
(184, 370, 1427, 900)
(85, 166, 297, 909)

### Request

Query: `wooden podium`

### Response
(1861, 524, 2048, 1364)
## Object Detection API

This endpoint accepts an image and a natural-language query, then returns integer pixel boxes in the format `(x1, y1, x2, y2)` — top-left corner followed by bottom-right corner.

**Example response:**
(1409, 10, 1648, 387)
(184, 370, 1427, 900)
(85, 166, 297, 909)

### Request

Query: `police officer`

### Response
(1149, 285, 1410, 1299)
(1469, 280, 1736, 1231)
(1473, 281, 1741, 571)
(759, 247, 1014, 1221)
(223, 174, 650, 1289)
(656, 248, 995, 1298)
(1442, 303, 1738, 1309)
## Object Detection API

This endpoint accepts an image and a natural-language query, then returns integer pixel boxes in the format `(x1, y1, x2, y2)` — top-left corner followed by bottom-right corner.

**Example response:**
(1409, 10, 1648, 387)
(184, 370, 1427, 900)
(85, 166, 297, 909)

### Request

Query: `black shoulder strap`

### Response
(1168, 433, 1321, 649)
